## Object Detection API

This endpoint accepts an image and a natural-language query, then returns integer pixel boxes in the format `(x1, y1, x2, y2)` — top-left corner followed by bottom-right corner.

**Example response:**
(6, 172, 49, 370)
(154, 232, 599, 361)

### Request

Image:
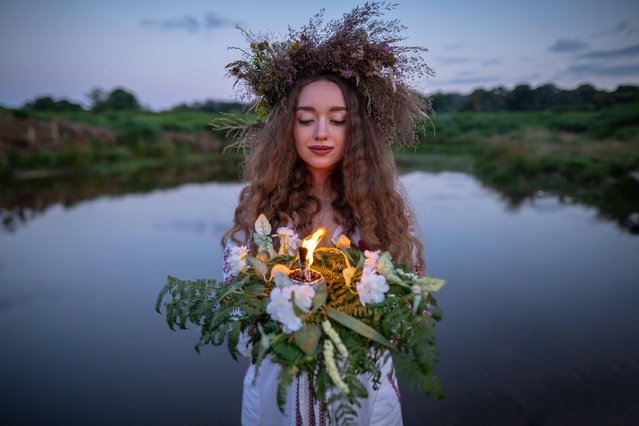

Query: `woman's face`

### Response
(294, 80, 348, 179)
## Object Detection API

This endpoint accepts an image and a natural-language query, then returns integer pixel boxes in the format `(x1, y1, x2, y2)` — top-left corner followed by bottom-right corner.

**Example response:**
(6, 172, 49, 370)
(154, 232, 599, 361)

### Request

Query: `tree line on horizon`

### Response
(430, 83, 639, 113)
(10, 83, 639, 115)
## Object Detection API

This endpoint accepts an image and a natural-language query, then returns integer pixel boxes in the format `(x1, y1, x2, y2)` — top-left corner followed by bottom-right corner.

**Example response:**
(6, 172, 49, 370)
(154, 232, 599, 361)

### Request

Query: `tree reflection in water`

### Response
(2, 157, 638, 234)
(0, 157, 241, 233)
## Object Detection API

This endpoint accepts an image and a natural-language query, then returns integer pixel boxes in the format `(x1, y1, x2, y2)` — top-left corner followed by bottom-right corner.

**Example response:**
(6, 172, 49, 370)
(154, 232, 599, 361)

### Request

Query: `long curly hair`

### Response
(222, 74, 425, 272)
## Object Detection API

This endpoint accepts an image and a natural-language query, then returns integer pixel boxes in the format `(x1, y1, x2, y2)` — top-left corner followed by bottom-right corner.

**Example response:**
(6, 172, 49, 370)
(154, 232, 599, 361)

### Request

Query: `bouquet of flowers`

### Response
(156, 214, 445, 421)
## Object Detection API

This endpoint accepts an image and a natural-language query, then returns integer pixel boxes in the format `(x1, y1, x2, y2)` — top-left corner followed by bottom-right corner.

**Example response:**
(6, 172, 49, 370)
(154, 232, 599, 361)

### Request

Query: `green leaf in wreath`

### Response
(254, 213, 272, 235)
(311, 282, 327, 312)
(417, 277, 446, 293)
(293, 324, 321, 355)
(326, 306, 393, 349)
(277, 366, 296, 412)
(245, 283, 265, 297)
(377, 252, 404, 286)
(253, 232, 276, 258)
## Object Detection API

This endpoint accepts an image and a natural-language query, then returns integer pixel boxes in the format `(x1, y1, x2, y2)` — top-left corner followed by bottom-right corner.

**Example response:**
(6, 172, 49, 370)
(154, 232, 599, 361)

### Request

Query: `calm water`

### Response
(1, 171, 638, 425)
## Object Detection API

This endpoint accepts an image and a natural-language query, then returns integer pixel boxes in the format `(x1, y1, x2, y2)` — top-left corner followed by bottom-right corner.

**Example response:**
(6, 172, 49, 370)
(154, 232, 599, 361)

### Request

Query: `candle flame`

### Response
(301, 227, 326, 267)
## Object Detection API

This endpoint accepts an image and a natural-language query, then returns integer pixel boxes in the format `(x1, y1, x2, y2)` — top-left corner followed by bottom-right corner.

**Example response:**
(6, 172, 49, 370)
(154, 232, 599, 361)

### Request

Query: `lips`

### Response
(309, 146, 334, 156)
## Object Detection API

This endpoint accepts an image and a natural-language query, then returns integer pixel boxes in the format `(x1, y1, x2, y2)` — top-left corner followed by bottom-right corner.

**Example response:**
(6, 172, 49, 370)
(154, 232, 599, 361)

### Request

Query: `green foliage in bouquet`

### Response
(156, 214, 445, 424)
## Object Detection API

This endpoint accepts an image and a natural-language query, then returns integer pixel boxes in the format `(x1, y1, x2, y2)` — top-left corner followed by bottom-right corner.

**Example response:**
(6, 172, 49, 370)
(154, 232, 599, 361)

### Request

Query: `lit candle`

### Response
(298, 246, 310, 281)
(289, 227, 326, 286)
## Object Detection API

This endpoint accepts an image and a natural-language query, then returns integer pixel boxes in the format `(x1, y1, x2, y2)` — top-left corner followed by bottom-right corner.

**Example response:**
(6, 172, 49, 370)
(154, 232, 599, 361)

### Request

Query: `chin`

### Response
(303, 160, 340, 174)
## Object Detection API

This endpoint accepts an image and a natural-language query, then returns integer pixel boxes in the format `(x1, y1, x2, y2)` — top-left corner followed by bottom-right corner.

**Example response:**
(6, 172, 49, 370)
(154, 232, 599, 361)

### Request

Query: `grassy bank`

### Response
(4, 107, 220, 133)
(0, 108, 237, 176)
(3, 104, 639, 187)
(400, 104, 639, 186)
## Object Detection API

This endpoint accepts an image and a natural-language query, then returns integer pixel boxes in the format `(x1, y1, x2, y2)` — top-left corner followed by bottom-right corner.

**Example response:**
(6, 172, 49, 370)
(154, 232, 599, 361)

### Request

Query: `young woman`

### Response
(223, 73, 426, 425)
(220, 3, 433, 424)
(223, 73, 425, 271)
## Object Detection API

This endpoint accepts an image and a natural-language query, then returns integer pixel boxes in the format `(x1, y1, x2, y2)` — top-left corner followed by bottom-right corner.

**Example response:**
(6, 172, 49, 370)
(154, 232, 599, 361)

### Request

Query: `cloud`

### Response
(576, 43, 639, 59)
(140, 15, 200, 32)
(548, 39, 588, 53)
(435, 56, 471, 64)
(566, 62, 639, 77)
(140, 12, 229, 33)
(203, 13, 229, 29)
(591, 21, 629, 37)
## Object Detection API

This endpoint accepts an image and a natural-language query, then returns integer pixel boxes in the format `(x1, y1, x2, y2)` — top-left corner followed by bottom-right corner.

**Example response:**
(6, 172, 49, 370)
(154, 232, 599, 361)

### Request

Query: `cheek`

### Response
(335, 129, 348, 158)
(293, 127, 305, 156)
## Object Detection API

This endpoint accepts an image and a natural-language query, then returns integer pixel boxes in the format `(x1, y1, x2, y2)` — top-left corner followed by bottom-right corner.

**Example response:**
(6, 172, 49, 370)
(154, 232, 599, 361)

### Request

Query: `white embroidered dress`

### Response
(224, 227, 405, 426)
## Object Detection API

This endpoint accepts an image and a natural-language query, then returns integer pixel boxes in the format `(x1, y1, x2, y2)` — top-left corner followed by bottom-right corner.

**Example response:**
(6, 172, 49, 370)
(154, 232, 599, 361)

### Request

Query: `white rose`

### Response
(279, 307, 303, 333)
(266, 287, 290, 319)
(266, 286, 306, 333)
(356, 270, 389, 305)
(291, 284, 315, 312)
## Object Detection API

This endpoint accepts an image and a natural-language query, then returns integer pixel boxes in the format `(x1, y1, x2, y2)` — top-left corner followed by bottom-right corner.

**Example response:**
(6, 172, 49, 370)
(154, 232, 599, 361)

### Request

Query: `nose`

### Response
(314, 118, 328, 141)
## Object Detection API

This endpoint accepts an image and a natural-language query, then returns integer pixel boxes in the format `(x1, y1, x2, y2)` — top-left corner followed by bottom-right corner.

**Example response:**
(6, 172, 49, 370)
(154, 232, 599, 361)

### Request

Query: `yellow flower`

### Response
(335, 235, 351, 249)
(270, 264, 292, 286)
(342, 266, 356, 288)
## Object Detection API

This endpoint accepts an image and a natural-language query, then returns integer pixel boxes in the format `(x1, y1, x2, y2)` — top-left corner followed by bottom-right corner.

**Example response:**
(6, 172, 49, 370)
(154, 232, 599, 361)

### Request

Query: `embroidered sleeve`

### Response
(223, 240, 254, 359)
(222, 245, 233, 284)
(223, 241, 249, 284)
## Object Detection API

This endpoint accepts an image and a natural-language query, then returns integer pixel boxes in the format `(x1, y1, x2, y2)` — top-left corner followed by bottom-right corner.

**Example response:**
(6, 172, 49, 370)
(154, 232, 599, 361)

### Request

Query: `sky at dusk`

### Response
(1, 0, 638, 110)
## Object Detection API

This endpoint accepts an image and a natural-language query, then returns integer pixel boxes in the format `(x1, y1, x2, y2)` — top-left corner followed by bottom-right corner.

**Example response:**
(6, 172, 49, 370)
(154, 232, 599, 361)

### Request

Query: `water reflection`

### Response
(473, 171, 639, 235)
(0, 157, 241, 233)
(1, 170, 637, 425)
(3, 157, 638, 235)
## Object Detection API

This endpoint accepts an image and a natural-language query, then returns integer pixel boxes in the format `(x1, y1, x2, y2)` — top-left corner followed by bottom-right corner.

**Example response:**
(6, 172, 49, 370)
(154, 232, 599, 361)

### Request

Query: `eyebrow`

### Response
(295, 106, 347, 112)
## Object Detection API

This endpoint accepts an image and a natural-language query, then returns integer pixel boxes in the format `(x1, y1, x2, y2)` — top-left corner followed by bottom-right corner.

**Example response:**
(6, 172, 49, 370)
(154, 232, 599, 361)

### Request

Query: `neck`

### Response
(308, 168, 333, 195)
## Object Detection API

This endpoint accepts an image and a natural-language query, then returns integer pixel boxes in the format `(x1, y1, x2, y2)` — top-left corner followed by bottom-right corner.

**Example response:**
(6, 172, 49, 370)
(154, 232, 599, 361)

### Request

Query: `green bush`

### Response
(113, 116, 161, 146)
(547, 111, 593, 133)
(11, 109, 32, 119)
(102, 146, 134, 163)
(588, 103, 639, 138)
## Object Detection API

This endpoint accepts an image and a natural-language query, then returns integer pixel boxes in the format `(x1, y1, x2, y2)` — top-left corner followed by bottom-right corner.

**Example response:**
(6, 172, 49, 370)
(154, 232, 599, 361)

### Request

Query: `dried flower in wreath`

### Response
(214, 1, 435, 149)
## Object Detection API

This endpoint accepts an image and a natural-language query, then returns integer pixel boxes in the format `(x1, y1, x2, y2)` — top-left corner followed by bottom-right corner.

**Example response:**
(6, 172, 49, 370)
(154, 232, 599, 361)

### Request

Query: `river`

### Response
(1, 170, 638, 425)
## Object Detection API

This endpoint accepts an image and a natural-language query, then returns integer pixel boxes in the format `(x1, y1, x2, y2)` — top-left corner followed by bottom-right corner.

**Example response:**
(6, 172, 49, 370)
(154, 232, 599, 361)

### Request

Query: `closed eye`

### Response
(297, 119, 314, 125)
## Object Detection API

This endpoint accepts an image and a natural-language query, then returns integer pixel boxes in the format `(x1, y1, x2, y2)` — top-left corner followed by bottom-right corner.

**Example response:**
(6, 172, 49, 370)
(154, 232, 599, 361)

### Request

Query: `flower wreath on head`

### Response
(213, 1, 435, 149)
